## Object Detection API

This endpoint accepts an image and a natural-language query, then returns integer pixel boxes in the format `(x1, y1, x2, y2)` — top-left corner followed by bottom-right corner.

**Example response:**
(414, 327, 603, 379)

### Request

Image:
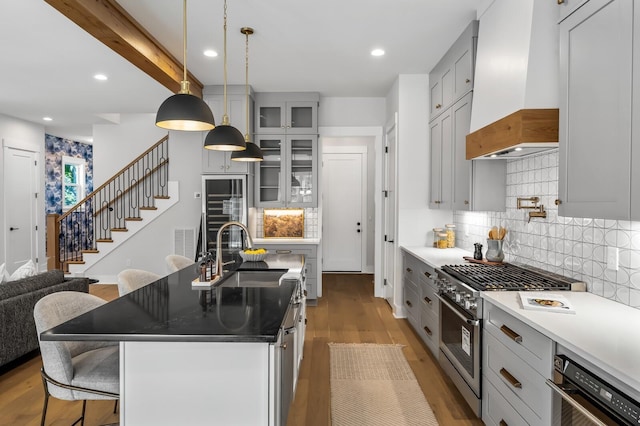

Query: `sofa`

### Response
(0, 270, 90, 368)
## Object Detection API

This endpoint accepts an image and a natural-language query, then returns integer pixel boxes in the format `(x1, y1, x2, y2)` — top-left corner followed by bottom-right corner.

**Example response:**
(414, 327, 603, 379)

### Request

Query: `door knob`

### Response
(9, 227, 19, 231)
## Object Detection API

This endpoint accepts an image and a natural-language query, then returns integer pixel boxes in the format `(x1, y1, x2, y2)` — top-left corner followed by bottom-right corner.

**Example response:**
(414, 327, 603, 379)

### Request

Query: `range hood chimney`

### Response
(467, 0, 559, 159)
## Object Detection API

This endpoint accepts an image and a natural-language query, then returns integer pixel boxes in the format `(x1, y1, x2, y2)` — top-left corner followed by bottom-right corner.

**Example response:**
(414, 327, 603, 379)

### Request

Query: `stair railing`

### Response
(47, 135, 169, 271)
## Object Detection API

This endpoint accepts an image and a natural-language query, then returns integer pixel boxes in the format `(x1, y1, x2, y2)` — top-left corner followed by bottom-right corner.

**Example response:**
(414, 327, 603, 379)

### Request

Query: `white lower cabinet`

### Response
(482, 301, 553, 426)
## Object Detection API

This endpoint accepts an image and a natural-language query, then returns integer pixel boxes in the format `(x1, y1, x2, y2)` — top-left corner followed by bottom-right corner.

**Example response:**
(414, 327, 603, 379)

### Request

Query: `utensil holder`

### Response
(486, 239, 504, 263)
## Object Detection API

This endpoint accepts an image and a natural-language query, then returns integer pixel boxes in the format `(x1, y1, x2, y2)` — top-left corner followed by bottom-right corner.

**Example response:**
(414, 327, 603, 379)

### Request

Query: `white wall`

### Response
(0, 113, 46, 272)
(87, 114, 204, 278)
(395, 75, 452, 247)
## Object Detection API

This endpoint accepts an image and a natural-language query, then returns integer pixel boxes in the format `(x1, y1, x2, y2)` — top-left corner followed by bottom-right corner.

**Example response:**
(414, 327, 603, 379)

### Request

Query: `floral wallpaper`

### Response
(45, 134, 93, 214)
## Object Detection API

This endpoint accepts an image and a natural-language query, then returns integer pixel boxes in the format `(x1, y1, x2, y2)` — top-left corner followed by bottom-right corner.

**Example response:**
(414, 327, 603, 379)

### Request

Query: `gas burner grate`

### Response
(441, 263, 574, 291)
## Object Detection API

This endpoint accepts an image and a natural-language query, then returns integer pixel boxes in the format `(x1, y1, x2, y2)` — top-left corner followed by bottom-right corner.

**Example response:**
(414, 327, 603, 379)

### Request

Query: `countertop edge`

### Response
(401, 245, 472, 268)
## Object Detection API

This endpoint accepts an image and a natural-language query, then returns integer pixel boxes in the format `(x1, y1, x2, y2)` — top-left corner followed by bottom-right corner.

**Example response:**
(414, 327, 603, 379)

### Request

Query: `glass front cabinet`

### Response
(255, 134, 318, 208)
(255, 93, 319, 135)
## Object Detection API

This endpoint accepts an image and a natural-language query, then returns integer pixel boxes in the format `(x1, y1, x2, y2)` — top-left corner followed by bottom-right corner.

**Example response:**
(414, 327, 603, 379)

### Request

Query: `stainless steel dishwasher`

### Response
(279, 301, 298, 425)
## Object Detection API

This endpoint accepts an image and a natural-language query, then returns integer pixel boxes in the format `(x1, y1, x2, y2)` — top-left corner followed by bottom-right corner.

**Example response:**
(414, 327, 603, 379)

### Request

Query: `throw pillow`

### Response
(0, 263, 9, 284)
(9, 259, 37, 281)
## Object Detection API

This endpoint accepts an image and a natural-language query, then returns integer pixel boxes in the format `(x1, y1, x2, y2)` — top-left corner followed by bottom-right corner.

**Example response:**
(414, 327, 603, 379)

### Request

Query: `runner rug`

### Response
(328, 343, 439, 426)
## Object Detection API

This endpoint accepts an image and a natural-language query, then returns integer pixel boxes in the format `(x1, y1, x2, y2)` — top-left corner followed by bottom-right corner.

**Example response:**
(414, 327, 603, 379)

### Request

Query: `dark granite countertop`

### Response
(40, 254, 304, 343)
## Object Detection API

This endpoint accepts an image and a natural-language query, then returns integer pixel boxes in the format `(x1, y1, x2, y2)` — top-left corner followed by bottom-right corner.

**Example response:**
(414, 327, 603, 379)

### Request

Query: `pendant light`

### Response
(156, 0, 215, 131)
(232, 27, 264, 162)
(204, 0, 246, 151)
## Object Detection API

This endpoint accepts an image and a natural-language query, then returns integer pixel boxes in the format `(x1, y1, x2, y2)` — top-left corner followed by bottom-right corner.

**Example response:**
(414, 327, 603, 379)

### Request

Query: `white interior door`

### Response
(4, 147, 38, 273)
(383, 116, 397, 304)
(322, 151, 365, 271)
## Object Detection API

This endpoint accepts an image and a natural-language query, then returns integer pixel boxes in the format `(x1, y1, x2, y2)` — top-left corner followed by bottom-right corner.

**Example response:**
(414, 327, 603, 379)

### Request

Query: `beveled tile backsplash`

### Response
(255, 208, 319, 239)
(454, 150, 640, 309)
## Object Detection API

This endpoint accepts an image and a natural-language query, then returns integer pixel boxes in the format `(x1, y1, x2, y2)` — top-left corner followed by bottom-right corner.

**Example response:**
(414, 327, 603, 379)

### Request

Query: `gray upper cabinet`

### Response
(429, 107, 452, 209)
(202, 86, 253, 174)
(255, 93, 319, 135)
(558, 0, 633, 219)
(429, 21, 478, 122)
(429, 20, 504, 212)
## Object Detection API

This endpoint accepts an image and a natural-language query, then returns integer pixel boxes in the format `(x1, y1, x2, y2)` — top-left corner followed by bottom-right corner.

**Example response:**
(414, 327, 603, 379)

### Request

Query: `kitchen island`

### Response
(40, 253, 305, 426)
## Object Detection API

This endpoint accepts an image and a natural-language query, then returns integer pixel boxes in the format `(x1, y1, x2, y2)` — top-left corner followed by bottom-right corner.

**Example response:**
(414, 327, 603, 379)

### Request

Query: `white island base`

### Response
(120, 341, 280, 426)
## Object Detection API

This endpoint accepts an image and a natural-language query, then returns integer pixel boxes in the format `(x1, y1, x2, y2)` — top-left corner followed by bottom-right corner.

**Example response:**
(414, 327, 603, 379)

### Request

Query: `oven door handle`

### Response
(545, 379, 608, 426)
(437, 294, 480, 326)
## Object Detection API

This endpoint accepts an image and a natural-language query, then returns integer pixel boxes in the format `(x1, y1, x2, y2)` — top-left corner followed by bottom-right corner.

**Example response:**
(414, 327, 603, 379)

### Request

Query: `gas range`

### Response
(436, 262, 586, 319)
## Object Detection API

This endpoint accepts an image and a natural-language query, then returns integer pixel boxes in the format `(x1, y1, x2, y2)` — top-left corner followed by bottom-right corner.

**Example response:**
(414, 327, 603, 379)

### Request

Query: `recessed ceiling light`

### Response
(94, 74, 108, 81)
(371, 48, 385, 57)
(43, 117, 53, 121)
(204, 50, 218, 58)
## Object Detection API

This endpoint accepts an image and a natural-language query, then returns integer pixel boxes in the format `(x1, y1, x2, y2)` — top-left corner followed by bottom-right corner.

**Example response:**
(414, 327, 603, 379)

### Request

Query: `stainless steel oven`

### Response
(437, 290, 482, 416)
(548, 354, 640, 426)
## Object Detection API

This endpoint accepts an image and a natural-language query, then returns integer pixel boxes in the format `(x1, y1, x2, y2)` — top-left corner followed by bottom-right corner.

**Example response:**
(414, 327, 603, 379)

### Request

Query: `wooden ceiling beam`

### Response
(44, 0, 204, 98)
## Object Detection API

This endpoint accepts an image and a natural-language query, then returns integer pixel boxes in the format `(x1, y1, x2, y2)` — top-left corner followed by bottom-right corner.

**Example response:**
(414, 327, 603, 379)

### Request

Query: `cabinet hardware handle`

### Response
(424, 271, 432, 278)
(555, 199, 562, 205)
(557, 0, 564, 4)
(435, 103, 442, 109)
(406, 267, 413, 273)
(281, 343, 288, 350)
(465, 79, 471, 83)
(423, 326, 432, 336)
(276, 250, 293, 254)
(406, 300, 412, 307)
(424, 296, 432, 305)
(464, 200, 469, 205)
(434, 200, 441, 204)
(500, 324, 523, 343)
(500, 368, 522, 389)
(499, 420, 508, 426)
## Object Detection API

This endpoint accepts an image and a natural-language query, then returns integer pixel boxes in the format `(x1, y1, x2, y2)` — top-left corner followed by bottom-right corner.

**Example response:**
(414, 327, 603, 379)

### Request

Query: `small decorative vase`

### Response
(485, 239, 504, 263)
(473, 243, 483, 260)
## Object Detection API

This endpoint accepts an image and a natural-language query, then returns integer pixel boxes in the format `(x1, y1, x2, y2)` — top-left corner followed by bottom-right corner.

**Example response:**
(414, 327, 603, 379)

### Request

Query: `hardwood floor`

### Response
(0, 276, 483, 425)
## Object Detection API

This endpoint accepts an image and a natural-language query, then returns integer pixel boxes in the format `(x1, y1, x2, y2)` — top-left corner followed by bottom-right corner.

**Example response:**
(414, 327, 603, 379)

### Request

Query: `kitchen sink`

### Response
(217, 269, 288, 288)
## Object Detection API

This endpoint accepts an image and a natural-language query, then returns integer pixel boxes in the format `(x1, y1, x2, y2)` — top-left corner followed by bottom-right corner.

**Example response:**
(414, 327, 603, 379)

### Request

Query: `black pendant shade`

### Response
(156, 92, 215, 131)
(203, 124, 246, 151)
(231, 140, 263, 161)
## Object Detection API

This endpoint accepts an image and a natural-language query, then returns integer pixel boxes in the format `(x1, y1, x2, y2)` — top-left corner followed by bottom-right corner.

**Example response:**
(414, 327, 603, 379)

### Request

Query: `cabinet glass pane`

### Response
(259, 139, 282, 202)
(259, 106, 282, 129)
(290, 138, 313, 203)
(290, 106, 313, 129)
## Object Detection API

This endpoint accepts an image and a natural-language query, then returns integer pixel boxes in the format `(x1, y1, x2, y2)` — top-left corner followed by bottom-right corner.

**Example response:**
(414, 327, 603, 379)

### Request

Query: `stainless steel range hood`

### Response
(466, 108, 558, 160)
(467, 0, 559, 160)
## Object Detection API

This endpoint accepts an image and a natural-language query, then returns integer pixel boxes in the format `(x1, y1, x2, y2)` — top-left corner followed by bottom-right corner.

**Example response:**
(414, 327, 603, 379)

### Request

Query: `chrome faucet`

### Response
(215, 221, 254, 278)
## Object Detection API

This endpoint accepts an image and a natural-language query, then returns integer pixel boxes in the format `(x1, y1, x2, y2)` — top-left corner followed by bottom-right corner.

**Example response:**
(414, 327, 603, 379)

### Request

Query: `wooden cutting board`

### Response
(463, 256, 504, 266)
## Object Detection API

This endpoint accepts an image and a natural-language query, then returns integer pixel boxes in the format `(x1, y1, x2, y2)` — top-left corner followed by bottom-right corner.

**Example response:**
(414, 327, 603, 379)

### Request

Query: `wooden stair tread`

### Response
(66, 260, 86, 265)
(139, 206, 157, 210)
(96, 238, 113, 243)
(125, 217, 143, 221)
(154, 195, 170, 199)
(82, 249, 99, 254)
(111, 228, 128, 232)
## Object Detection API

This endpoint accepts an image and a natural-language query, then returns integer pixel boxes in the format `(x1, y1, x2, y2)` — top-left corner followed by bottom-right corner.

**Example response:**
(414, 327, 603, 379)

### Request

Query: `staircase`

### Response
(46, 135, 177, 276)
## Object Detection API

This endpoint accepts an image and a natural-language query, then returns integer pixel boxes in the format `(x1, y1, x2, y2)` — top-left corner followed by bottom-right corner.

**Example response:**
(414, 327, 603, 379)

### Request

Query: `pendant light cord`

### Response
(222, 0, 230, 125)
(245, 29, 250, 141)
(183, 0, 187, 83)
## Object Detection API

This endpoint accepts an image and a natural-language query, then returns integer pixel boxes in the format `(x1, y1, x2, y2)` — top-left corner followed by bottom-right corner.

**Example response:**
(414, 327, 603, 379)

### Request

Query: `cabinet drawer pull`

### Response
(424, 296, 432, 305)
(423, 271, 432, 279)
(500, 368, 522, 389)
(423, 326, 432, 336)
(557, 0, 564, 4)
(500, 324, 522, 343)
(406, 267, 413, 273)
(406, 300, 413, 308)
(276, 250, 292, 254)
(464, 200, 469, 205)
(499, 420, 508, 426)
(465, 78, 471, 83)
(435, 103, 442, 109)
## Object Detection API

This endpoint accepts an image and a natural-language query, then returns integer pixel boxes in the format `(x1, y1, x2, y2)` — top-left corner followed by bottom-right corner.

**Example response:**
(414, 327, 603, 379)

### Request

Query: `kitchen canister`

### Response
(432, 227, 443, 248)
(437, 233, 448, 249)
(445, 224, 456, 248)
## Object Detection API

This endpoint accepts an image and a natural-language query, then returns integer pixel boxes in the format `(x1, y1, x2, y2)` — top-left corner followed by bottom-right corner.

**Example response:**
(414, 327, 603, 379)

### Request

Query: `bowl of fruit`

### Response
(239, 248, 268, 262)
